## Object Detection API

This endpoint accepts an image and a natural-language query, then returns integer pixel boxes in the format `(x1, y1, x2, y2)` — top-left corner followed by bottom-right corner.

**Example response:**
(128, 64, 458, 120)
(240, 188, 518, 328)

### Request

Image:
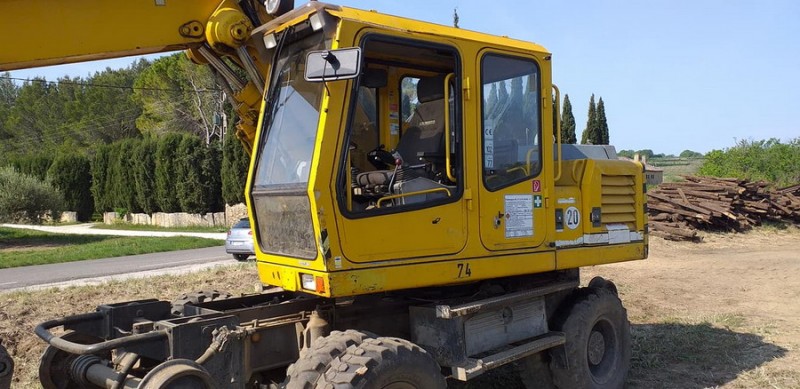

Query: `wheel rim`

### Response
(586, 317, 619, 384)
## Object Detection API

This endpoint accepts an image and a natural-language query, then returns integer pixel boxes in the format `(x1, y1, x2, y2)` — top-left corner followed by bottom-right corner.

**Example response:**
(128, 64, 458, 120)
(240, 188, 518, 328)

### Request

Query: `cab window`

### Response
(481, 54, 542, 191)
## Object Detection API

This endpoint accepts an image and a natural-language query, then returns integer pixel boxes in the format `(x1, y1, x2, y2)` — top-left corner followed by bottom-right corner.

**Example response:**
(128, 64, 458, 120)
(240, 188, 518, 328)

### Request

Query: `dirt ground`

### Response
(1, 228, 799, 388)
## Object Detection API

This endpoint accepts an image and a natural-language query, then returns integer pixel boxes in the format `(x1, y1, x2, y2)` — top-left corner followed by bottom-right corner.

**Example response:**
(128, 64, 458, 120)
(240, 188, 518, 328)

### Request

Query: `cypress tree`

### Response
(132, 136, 159, 214)
(108, 139, 140, 213)
(90, 145, 110, 212)
(202, 140, 224, 212)
(47, 152, 93, 221)
(221, 127, 250, 205)
(561, 94, 577, 144)
(175, 134, 206, 213)
(597, 97, 609, 145)
(155, 133, 183, 212)
(581, 94, 598, 144)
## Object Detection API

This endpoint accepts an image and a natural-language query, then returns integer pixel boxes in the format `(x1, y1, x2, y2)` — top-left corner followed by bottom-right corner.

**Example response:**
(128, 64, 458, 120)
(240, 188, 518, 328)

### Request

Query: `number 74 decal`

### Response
(456, 263, 472, 278)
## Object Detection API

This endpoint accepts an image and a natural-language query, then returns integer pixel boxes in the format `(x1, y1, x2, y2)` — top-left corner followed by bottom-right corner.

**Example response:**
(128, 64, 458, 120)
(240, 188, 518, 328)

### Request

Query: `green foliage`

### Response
(108, 139, 140, 214)
(132, 137, 159, 214)
(155, 133, 183, 212)
(134, 54, 221, 141)
(1, 64, 145, 157)
(0, 167, 64, 223)
(596, 97, 609, 145)
(8, 154, 53, 181)
(679, 150, 704, 158)
(90, 144, 111, 212)
(202, 140, 224, 212)
(175, 134, 207, 213)
(699, 138, 800, 187)
(47, 152, 93, 221)
(618, 149, 635, 158)
(221, 128, 250, 205)
(581, 94, 598, 144)
(637, 149, 655, 159)
(560, 94, 577, 144)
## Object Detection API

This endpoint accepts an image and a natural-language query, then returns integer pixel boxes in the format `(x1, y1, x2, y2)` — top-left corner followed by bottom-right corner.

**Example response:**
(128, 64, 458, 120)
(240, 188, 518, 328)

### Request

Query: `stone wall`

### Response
(103, 203, 247, 228)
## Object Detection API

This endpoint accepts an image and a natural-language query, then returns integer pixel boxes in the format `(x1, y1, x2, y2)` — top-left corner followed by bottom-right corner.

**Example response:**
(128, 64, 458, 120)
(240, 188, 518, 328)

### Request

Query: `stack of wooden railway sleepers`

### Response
(647, 176, 800, 241)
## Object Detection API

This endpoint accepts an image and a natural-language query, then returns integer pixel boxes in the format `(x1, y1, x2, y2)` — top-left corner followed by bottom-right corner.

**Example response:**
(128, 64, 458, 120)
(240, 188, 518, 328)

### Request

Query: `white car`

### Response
(225, 218, 255, 261)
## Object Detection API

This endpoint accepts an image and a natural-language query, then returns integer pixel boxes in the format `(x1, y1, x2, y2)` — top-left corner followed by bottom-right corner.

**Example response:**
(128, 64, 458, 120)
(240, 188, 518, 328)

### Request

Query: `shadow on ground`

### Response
(447, 322, 786, 388)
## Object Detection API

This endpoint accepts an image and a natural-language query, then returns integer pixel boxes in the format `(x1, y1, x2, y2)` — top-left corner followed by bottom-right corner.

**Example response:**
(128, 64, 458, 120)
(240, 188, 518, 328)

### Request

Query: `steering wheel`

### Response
(367, 145, 396, 170)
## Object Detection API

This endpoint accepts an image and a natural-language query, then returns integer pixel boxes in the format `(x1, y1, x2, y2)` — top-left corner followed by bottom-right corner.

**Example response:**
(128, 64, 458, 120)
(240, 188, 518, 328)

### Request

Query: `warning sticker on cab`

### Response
(504, 194, 534, 238)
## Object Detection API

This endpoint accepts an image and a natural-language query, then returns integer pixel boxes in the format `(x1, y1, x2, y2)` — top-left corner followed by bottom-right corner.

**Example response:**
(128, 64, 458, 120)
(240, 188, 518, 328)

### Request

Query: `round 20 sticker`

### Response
(565, 206, 580, 230)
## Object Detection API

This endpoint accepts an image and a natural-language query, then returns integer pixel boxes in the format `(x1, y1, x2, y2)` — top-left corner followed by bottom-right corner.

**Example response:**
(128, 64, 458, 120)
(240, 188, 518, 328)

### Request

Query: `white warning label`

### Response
(505, 194, 534, 238)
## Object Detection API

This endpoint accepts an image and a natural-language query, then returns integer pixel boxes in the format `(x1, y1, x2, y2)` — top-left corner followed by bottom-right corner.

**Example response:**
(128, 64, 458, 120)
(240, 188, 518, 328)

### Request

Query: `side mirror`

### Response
(305, 48, 362, 82)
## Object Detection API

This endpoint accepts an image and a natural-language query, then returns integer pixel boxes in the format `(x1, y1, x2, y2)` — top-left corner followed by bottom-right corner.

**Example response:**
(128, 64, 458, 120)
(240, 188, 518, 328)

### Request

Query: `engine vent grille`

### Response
(601, 175, 637, 228)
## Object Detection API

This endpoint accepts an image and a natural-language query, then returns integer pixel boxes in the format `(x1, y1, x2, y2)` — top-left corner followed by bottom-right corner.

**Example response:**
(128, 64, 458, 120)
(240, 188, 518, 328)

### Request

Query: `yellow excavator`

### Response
(1, 1, 647, 387)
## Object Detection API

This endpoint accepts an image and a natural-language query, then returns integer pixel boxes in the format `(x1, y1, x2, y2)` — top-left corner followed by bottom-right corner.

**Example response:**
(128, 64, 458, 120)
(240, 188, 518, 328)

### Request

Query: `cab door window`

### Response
(340, 36, 461, 215)
(481, 54, 541, 190)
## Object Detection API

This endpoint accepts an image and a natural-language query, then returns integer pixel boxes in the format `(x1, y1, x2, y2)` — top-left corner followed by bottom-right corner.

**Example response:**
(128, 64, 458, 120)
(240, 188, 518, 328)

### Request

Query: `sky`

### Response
(8, 0, 800, 155)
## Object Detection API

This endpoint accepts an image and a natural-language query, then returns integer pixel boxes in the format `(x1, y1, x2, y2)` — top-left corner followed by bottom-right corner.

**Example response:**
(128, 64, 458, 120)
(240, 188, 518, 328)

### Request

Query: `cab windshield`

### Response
(254, 31, 327, 188)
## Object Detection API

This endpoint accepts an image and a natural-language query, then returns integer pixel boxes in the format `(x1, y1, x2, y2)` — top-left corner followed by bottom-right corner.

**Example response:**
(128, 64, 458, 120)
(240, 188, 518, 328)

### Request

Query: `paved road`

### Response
(0, 246, 235, 292)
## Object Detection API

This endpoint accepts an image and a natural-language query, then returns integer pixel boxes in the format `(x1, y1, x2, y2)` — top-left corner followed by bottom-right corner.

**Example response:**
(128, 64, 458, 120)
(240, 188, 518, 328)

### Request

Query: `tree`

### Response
(0, 167, 64, 223)
(679, 150, 704, 158)
(202, 140, 224, 212)
(636, 149, 654, 159)
(90, 144, 111, 212)
(617, 150, 635, 158)
(221, 125, 250, 205)
(175, 134, 206, 213)
(155, 133, 183, 213)
(47, 152, 93, 221)
(134, 54, 223, 143)
(580, 94, 598, 144)
(132, 136, 159, 214)
(107, 139, 140, 213)
(596, 97, 609, 145)
(561, 94, 577, 144)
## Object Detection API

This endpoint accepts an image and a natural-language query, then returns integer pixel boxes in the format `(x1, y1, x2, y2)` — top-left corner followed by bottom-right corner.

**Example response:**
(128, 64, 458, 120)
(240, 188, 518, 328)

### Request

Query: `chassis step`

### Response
(451, 332, 566, 381)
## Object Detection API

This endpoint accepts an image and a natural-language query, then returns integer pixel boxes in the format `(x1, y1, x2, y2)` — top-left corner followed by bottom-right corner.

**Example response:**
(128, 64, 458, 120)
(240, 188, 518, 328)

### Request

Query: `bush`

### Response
(47, 152, 93, 221)
(699, 138, 800, 187)
(0, 167, 64, 223)
(9, 154, 53, 181)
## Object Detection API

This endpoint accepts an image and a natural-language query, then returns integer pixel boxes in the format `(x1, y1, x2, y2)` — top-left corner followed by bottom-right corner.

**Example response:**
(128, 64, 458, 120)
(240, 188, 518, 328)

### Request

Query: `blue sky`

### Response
(9, 0, 800, 155)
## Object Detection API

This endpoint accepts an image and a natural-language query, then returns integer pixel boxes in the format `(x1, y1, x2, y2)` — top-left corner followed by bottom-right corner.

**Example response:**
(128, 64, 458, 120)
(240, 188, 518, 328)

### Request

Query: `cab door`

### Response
(334, 35, 467, 263)
(476, 51, 547, 251)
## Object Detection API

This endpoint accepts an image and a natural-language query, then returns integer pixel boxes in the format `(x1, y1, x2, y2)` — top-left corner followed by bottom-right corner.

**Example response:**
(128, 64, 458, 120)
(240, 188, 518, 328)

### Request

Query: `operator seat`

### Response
(357, 75, 446, 192)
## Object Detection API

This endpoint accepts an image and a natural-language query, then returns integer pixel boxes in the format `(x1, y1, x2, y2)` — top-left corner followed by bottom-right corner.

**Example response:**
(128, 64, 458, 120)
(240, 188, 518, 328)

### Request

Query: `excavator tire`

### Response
(317, 337, 446, 389)
(550, 288, 631, 389)
(0, 341, 12, 389)
(282, 330, 374, 389)
(171, 290, 232, 316)
(588, 276, 619, 296)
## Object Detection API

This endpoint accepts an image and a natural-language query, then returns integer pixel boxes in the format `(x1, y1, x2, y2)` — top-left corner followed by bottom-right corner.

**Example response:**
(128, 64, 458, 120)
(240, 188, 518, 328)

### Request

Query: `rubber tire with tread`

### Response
(317, 336, 446, 389)
(171, 290, 232, 316)
(233, 254, 250, 261)
(550, 287, 631, 389)
(283, 330, 374, 389)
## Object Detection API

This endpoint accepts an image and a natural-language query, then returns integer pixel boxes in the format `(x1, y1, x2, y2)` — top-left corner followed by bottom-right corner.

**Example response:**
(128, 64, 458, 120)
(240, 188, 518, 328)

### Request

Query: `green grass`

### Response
(0, 227, 222, 269)
(91, 222, 227, 233)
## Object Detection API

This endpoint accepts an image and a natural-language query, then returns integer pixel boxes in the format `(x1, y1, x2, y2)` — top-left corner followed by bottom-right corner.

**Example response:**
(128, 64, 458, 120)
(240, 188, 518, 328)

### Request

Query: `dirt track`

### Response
(1, 229, 799, 388)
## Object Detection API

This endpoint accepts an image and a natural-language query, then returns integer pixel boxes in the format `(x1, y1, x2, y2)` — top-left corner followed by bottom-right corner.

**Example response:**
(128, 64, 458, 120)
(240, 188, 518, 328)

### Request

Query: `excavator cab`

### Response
(245, 4, 581, 297)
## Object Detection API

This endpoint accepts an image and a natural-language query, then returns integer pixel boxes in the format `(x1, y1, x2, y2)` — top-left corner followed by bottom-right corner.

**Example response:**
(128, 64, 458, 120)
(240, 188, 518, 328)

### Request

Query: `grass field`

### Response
(0, 227, 222, 269)
(91, 222, 227, 233)
(648, 157, 704, 182)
